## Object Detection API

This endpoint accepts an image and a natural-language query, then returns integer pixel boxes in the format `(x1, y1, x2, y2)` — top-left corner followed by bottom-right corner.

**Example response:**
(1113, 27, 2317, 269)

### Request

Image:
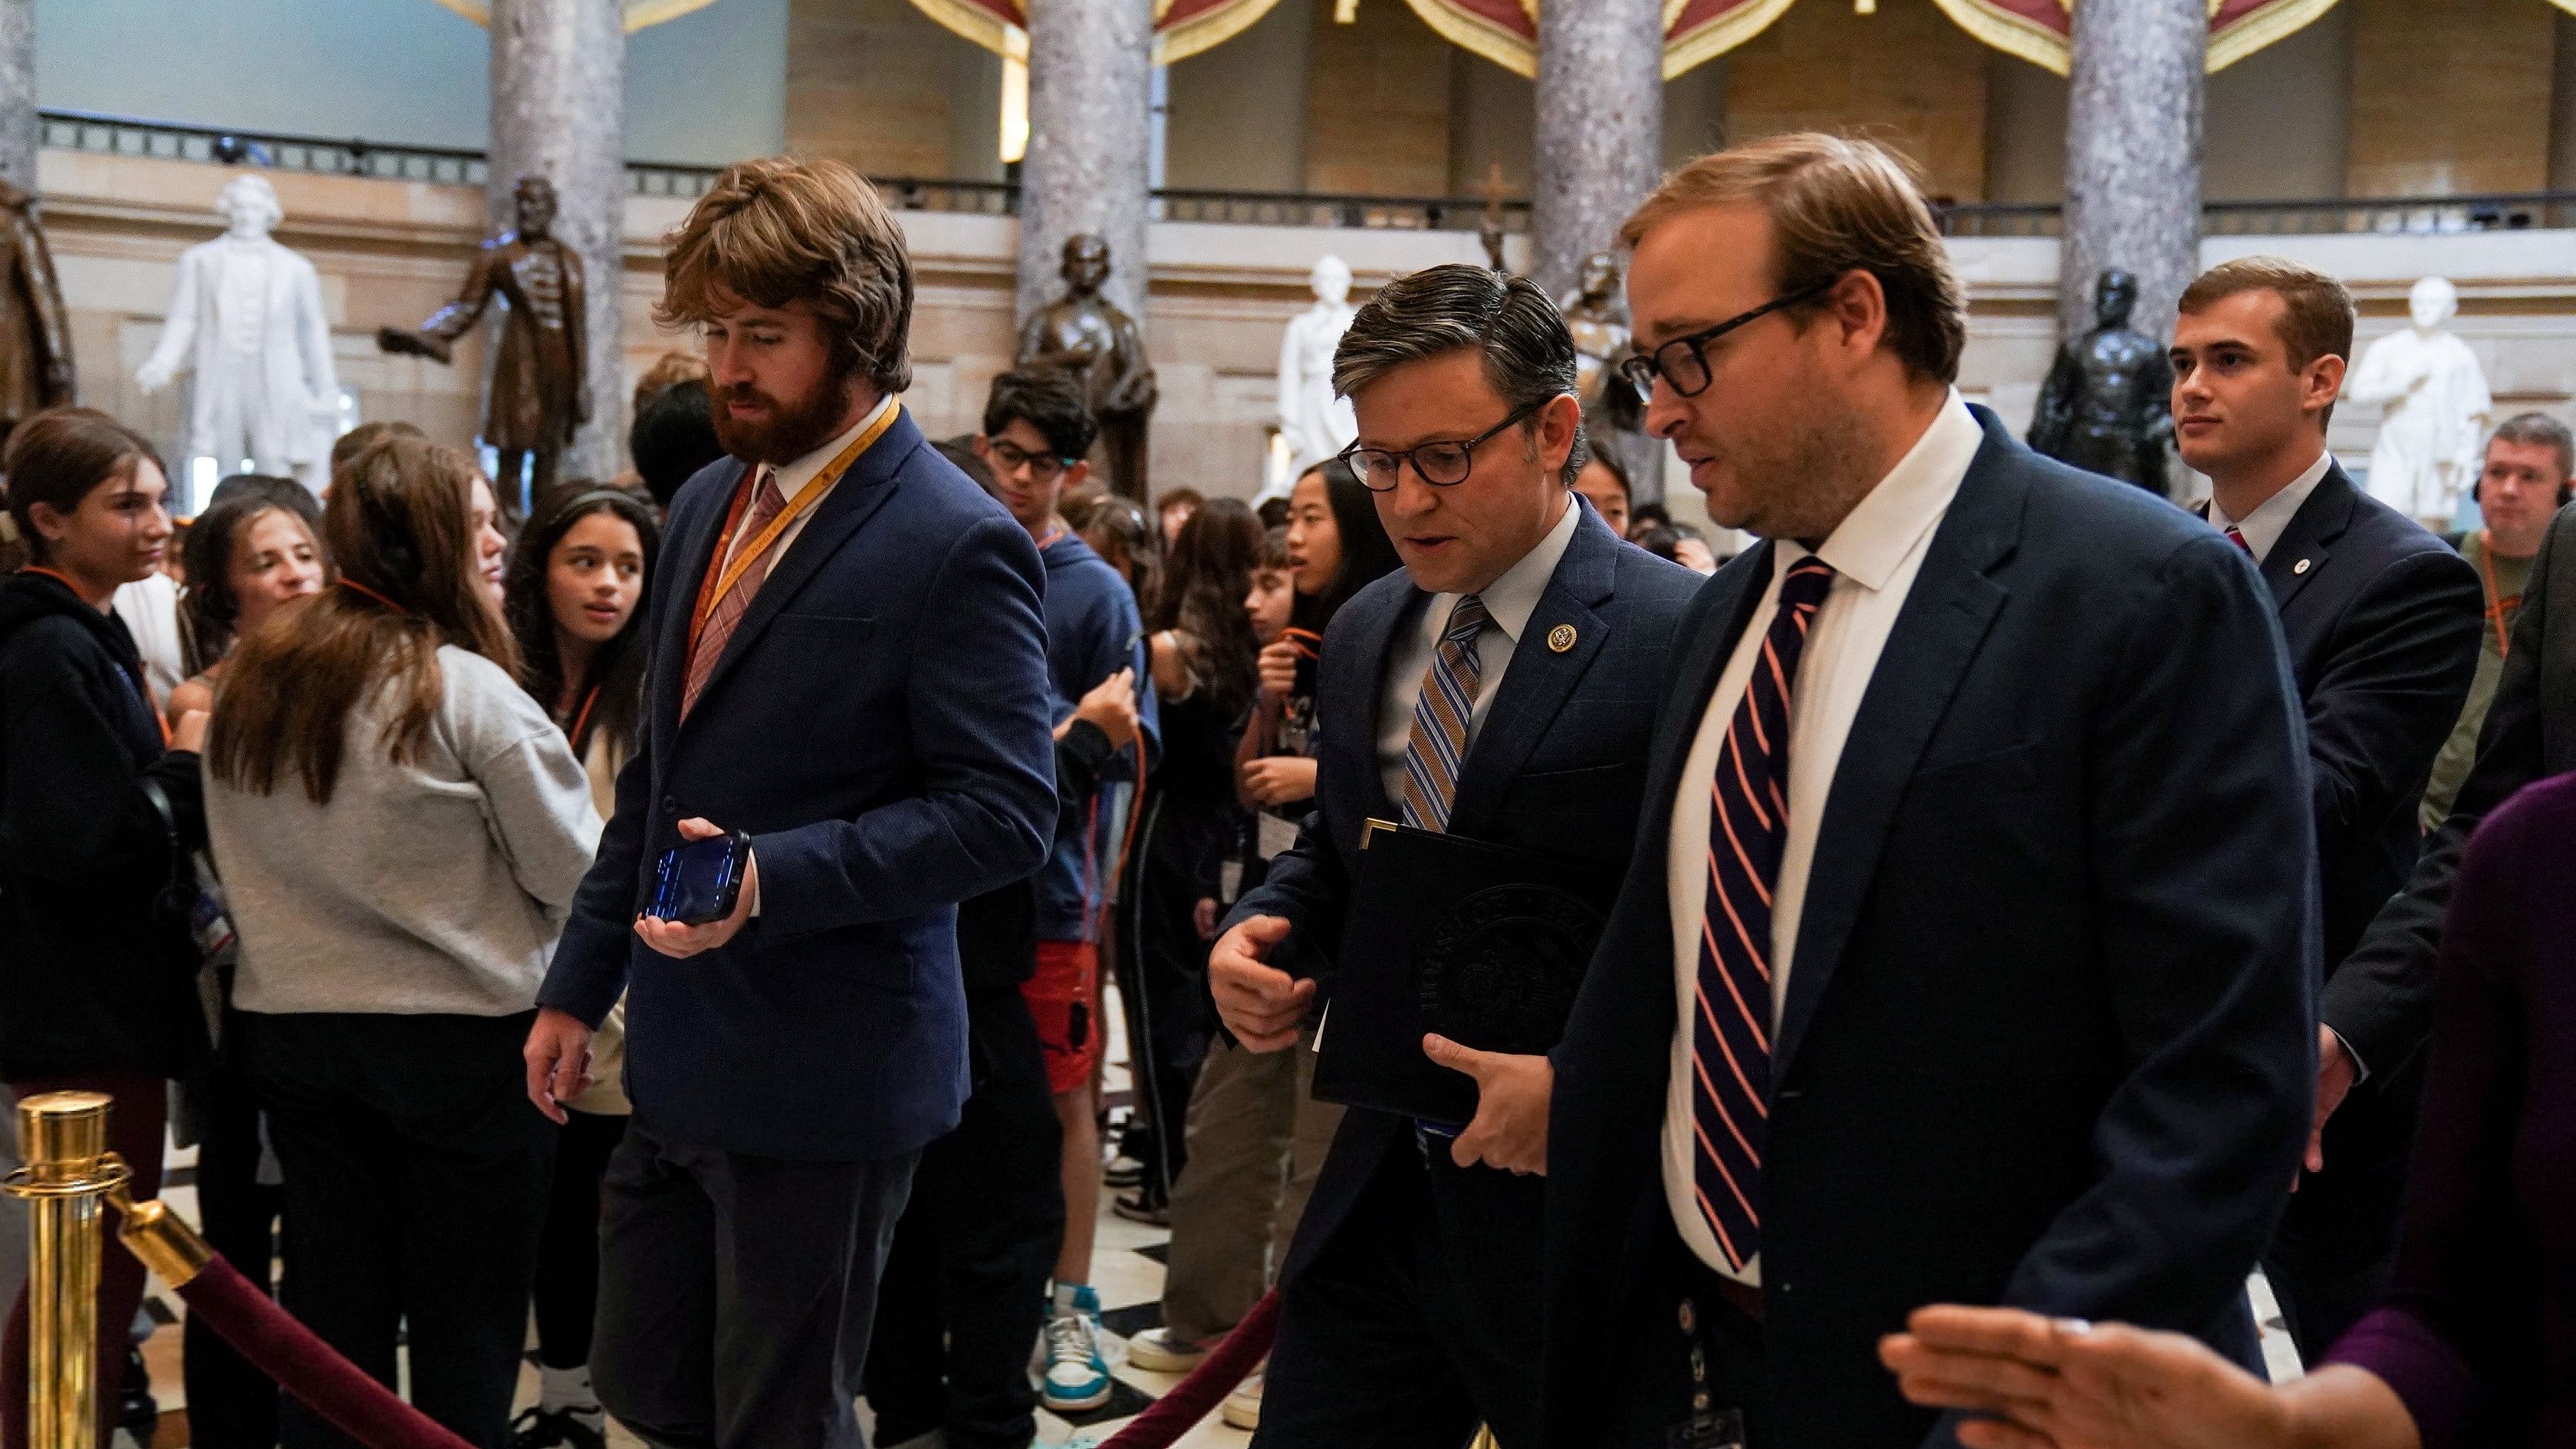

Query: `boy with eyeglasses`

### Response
(972, 367, 1160, 1414)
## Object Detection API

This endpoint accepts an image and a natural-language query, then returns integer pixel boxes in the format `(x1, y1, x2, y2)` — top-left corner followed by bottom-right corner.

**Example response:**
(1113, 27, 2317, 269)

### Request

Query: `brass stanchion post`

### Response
(1, 1093, 130, 1449)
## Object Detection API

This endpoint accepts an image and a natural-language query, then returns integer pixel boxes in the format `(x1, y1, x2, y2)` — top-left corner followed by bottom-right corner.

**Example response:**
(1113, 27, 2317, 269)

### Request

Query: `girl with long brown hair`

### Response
(0, 407, 205, 1449)
(205, 434, 601, 1449)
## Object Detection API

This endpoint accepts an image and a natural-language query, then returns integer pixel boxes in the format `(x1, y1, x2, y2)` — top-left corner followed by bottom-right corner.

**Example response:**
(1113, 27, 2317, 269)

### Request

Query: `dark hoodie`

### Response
(0, 568, 207, 1079)
(1035, 532, 1160, 943)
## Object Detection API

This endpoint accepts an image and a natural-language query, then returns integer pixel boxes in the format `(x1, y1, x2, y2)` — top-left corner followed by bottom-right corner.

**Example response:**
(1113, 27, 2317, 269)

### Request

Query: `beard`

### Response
(712, 370, 858, 465)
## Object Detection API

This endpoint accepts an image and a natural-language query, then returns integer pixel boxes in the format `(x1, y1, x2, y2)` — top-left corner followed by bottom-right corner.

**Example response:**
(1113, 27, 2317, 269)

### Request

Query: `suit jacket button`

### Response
(661, 795, 679, 814)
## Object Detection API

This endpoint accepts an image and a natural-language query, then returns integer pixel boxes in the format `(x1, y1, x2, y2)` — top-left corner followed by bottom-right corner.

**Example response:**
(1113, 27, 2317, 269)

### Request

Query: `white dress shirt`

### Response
(1660, 390, 1983, 1283)
(1375, 493, 1579, 807)
(719, 392, 895, 576)
(2207, 447, 2332, 564)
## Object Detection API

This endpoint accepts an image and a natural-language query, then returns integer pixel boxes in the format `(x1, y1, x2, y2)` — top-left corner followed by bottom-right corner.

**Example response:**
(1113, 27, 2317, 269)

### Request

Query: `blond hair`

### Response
(656, 156, 914, 394)
(1621, 133, 1966, 384)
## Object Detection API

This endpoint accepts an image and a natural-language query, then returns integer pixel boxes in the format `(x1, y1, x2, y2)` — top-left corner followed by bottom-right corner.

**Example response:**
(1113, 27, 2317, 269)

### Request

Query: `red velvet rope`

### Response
(170, 1256, 478, 1449)
(1100, 1288, 1281, 1448)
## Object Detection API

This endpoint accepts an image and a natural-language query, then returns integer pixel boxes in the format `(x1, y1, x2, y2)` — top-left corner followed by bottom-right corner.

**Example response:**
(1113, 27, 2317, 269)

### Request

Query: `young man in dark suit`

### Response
(521, 156, 1059, 1449)
(1543, 133, 2318, 1449)
(2170, 257, 2482, 1362)
(1207, 262, 1702, 1447)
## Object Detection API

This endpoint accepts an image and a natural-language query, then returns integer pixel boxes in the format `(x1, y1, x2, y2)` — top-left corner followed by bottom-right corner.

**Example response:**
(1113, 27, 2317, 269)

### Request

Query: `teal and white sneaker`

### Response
(1041, 1283, 1114, 1413)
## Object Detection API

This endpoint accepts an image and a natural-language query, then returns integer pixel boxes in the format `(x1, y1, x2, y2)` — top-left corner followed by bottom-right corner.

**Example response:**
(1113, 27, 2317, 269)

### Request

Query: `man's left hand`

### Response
(634, 817, 758, 959)
(1423, 1035, 1551, 1175)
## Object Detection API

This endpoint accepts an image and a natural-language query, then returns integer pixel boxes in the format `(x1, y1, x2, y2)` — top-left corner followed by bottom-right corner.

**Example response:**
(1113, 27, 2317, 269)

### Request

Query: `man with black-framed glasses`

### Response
(972, 367, 1161, 1416)
(1206, 262, 1702, 1446)
(1541, 133, 2314, 1449)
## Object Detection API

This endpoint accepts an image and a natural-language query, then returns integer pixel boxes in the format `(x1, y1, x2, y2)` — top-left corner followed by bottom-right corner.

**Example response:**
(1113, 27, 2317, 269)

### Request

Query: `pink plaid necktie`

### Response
(2226, 525, 2252, 556)
(681, 467, 788, 721)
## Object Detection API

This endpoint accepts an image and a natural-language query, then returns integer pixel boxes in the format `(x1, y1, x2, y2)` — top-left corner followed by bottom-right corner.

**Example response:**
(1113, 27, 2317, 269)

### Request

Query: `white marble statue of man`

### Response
(1278, 255, 1358, 476)
(2346, 275, 2492, 525)
(137, 175, 337, 491)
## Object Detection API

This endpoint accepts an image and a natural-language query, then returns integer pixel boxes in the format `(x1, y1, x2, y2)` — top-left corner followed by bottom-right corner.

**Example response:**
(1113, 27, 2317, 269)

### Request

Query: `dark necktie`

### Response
(1692, 555, 1837, 1273)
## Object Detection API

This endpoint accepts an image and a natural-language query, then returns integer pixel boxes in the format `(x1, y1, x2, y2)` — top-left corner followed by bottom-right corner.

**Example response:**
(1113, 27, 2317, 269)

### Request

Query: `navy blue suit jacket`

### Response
(1224, 499, 1703, 1284)
(1544, 410, 2319, 1449)
(539, 407, 1058, 1162)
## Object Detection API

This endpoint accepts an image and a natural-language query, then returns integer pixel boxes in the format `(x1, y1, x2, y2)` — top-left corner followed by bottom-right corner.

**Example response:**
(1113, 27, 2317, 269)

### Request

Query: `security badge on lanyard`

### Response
(1671, 1297, 1748, 1449)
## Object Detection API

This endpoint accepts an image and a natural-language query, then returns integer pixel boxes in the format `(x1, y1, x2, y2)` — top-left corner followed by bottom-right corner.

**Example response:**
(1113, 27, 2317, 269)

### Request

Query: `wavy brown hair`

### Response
(208, 435, 516, 805)
(656, 156, 914, 394)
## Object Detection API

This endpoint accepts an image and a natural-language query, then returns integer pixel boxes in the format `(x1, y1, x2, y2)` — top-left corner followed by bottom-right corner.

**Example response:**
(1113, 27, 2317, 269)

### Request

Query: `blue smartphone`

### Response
(647, 831, 752, 925)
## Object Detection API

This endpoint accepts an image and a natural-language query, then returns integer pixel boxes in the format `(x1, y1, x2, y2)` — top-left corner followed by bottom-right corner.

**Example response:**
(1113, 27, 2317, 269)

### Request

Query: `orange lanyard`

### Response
(23, 566, 172, 746)
(2476, 531, 2519, 659)
(687, 402, 902, 658)
(567, 681, 603, 755)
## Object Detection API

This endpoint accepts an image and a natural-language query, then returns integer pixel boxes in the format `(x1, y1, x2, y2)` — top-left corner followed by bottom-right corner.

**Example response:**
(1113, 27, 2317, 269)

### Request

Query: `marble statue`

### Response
(2028, 269, 2174, 494)
(1017, 233, 1157, 501)
(137, 176, 338, 492)
(2347, 276, 2493, 524)
(0, 176, 74, 437)
(1559, 249, 1657, 502)
(1277, 256, 1357, 476)
(379, 175, 588, 515)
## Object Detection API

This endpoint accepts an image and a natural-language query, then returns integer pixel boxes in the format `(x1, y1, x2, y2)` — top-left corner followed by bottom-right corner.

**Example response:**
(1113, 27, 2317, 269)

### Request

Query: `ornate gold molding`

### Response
(1663, 0, 1795, 79)
(1397, 0, 1536, 77)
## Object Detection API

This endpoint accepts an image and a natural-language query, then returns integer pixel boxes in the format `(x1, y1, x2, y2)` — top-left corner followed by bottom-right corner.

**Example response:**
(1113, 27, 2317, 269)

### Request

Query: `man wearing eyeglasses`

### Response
(1206, 263, 1702, 1446)
(972, 367, 1160, 1414)
(1538, 133, 2317, 1449)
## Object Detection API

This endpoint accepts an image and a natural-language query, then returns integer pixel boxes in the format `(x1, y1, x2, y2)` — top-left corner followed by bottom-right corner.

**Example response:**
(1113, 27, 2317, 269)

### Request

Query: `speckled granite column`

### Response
(0, 0, 32, 196)
(2064, 0, 2203, 350)
(1017, 0, 1155, 329)
(1533, 0, 1664, 298)
(491, 0, 626, 479)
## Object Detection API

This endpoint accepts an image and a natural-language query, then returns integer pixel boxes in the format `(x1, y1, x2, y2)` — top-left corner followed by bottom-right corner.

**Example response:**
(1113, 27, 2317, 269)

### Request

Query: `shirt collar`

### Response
(764, 392, 894, 496)
(2209, 448, 2331, 565)
(1794, 388, 1980, 589)
(1437, 489, 1580, 645)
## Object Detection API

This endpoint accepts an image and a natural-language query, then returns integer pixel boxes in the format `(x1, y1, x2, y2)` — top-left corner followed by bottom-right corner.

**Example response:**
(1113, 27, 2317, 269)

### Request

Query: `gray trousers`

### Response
(1160, 1034, 1342, 1345)
(593, 1123, 920, 1449)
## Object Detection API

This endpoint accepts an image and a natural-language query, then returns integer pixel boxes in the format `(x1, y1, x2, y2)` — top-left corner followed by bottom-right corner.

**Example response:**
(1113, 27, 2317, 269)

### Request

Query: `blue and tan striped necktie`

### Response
(1396, 594, 1492, 833)
(1692, 555, 1836, 1273)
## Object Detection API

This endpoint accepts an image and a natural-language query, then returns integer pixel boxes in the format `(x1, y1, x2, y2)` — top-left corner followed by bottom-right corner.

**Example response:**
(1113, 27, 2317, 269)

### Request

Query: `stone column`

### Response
(0, 0, 32, 196)
(489, 0, 626, 481)
(1532, 0, 1664, 299)
(1016, 0, 1155, 328)
(2063, 0, 2203, 348)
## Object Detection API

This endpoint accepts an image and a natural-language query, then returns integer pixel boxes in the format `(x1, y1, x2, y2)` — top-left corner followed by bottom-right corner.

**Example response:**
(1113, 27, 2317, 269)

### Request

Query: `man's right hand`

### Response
(523, 1006, 597, 1125)
(1063, 667, 1140, 751)
(1209, 914, 1312, 1052)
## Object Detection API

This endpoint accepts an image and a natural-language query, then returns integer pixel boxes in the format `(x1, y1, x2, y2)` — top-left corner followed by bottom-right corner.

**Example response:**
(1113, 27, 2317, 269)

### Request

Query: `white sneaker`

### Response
(1125, 1326, 1211, 1373)
(1041, 1286, 1115, 1413)
(1220, 1367, 1263, 1431)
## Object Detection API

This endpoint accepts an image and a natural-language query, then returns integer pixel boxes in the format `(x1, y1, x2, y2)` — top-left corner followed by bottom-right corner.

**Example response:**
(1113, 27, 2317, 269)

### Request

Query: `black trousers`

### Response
(592, 1122, 920, 1449)
(1112, 835, 1214, 1207)
(1255, 1134, 1548, 1449)
(2263, 1132, 2409, 1362)
(534, 1108, 630, 1370)
(1591, 1238, 1768, 1449)
(238, 1010, 554, 1449)
(864, 981, 1064, 1449)
(183, 1052, 283, 1449)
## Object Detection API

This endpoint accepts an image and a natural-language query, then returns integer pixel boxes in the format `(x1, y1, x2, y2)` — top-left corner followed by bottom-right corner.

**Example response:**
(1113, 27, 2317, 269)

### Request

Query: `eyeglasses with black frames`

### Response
(1336, 397, 1551, 493)
(1617, 280, 1837, 403)
(985, 437, 1078, 482)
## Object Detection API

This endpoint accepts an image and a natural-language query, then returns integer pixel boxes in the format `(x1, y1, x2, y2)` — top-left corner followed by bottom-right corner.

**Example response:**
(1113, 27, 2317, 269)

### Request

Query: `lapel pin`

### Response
(1548, 624, 1578, 653)
(2294, 558, 2312, 575)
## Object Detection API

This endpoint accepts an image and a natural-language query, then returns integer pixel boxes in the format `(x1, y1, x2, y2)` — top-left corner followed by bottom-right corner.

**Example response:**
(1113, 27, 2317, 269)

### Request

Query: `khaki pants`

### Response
(1160, 1032, 1344, 1344)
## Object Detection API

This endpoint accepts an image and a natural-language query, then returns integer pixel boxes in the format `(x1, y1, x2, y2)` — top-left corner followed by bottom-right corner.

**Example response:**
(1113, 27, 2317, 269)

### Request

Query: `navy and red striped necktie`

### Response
(1691, 555, 1836, 1273)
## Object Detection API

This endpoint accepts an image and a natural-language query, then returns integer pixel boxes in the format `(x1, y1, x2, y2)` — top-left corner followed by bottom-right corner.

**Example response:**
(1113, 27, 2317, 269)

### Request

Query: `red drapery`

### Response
(908, 0, 1288, 64)
(1928, 0, 2347, 74)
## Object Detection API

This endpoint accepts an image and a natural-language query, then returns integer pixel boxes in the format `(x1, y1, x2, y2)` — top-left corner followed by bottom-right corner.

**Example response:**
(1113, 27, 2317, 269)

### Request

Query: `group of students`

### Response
(0, 388, 710, 1449)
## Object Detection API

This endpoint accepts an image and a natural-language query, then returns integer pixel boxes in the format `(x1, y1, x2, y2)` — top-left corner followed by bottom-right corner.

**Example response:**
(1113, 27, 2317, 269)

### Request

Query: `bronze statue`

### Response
(0, 177, 76, 439)
(1017, 234, 1157, 502)
(2028, 269, 2174, 494)
(379, 175, 588, 514)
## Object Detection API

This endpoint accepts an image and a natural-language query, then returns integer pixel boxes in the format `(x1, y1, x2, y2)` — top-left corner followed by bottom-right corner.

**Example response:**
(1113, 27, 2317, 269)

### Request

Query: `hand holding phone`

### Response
(635, 818, 758, 958)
